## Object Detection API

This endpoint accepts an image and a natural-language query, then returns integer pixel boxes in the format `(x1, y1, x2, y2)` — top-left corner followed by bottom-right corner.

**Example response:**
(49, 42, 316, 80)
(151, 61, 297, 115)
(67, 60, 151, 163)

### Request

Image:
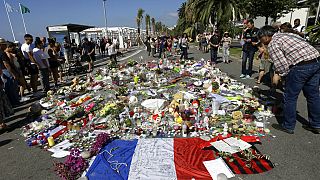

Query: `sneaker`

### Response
(20, 96, 30, 102)
(272, 124, 294, 134)
(240, 74, 246, 78)
(302, 125, 320, 134)
(246, 75, 253, 79)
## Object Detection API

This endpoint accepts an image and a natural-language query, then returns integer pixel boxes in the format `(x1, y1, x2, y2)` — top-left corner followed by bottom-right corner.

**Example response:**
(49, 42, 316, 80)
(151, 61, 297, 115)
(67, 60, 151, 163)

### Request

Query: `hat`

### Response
(14, 41, 20, 44)
(0, 38, 9, 45)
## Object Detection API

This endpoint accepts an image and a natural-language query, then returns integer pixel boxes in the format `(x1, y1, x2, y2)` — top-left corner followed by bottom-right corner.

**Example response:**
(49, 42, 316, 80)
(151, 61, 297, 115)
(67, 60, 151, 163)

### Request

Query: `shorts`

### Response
(90, 55, 96, 62)
(28, 64, 39, 75)
(259, 59, 271, 72)
(51, 67, 59, 81)
(81, 54, 94, 62)
(49, 60, 60, 69)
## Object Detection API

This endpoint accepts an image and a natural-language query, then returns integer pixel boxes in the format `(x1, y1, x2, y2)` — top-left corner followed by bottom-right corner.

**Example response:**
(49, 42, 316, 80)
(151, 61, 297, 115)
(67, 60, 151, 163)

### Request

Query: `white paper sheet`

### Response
(48, 140, 73, 158)
(210, 137, 252, 154)
(211, 140, 238, 154)
(223, 137, 252, 151)
(203, 158, 235, 179)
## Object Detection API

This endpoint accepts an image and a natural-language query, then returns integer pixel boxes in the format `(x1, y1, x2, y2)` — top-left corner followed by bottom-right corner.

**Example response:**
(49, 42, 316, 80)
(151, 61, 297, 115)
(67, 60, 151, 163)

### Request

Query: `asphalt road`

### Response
(0, 46, 319, 180)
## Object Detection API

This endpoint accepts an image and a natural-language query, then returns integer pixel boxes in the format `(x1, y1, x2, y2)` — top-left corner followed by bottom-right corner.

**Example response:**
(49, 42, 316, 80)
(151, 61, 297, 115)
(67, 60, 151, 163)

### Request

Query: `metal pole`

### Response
(102, 0, 108, 37)
(19, 3, 28, 34)
(316, 0, 320, 25)
(3, 0, 16, 41)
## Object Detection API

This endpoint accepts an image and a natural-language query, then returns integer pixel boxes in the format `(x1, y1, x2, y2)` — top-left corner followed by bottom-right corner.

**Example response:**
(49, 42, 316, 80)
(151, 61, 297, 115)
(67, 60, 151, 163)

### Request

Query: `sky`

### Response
(1, 0, 185, 42)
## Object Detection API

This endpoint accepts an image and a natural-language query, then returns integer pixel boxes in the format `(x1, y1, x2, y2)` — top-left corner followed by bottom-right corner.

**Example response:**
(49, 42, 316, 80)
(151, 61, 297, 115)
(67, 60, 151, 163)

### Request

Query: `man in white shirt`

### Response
(33, 40, 50, 92)
(21, 34, 39, 93)
(292, 19, 305, 38)
(107, 39, 117, 63)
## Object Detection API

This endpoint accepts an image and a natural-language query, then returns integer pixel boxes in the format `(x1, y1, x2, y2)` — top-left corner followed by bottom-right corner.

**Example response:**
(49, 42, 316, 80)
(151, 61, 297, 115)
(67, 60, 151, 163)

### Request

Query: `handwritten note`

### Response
(128, 138, 177, 180)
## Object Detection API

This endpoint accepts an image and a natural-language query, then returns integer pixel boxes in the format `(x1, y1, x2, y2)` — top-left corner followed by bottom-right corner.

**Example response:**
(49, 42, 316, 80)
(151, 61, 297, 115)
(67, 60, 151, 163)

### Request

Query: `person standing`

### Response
(258, 25, 320, 134)
(159, 37, 167, 59)
(33, 39, 50, 92)
(201, 33, 208, 53)
(5, 43, 29, 102)
(196, 34, 202, 51)
(40, 37, 48, 51)
(209, 30, 220, 66)
(82, 38, 95, 72)
(1, 40, 20, 106)
(292, 19, 305, 38)
(173, 37, 179, 56)
(106, 39, 117, 64)
(255, 42, 271, 84)
(63, 36, 71, 65)
(167, 37, 172, 55)
(113, 37, 119, 53)
(240, 19, 259, 79)
(179, 33, 188, 60)
(71, 39, 78, 57)
(151, 38, 156, 57)
(47, 40, 60, 87)
(0, 39, 14, 120)
(100, 37, 106, 57)
(0, 68, 14, 132)
(96, 37, 101, 55)
(145, 37, 151, 57)
(21, 34, 39, 94)
(221, 32, 232, 63)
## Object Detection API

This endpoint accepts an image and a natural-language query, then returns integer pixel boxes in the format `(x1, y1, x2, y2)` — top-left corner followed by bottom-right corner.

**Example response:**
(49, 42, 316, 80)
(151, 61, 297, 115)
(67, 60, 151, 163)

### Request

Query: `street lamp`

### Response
(102, 0, 108, 37)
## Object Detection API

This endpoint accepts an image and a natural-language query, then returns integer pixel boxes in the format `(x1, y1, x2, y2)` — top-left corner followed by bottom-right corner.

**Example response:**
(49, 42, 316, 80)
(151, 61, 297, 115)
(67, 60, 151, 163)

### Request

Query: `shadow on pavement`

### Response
(0, 139, 13, 147)
(4, 112, 29, 124)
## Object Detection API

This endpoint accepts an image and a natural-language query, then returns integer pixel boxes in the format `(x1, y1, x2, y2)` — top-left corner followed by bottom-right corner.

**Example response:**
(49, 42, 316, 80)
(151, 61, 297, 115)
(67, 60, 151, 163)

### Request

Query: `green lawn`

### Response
(229, 47, 243, 59)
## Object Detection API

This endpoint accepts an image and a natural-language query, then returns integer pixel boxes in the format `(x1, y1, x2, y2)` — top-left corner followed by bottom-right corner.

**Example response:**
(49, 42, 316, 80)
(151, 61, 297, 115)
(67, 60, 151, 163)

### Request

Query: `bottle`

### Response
(222, 123, 228, 137)
(182, 123, 187, 137)
(211, 98, 220, 115)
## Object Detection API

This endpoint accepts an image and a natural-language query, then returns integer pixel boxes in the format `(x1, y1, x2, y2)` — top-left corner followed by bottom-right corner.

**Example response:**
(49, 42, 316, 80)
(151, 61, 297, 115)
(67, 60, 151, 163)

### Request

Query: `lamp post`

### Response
(102, 0, 108, 37)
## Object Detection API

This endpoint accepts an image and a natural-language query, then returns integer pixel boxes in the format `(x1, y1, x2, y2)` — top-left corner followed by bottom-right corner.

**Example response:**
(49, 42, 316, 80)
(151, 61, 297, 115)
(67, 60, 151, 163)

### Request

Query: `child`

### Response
(221, 32, 232, 63)
(256, 42, 271, 84)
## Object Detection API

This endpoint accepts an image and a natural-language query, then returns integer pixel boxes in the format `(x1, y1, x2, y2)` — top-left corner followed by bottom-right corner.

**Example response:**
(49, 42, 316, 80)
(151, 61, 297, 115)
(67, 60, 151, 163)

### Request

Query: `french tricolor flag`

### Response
(86, 138, 273, 180)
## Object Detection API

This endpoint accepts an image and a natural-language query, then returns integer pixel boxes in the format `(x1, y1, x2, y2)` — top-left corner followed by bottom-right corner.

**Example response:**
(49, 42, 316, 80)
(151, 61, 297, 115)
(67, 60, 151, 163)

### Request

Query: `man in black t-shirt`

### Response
(209, 30, 220, 66)
(240, 19, 259, 79)
(82, 38, 95, 72)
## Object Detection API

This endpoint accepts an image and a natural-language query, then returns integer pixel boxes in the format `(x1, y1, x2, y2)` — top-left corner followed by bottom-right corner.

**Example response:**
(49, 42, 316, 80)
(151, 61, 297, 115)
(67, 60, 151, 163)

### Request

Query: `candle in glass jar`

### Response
(47, 136, 55, 147)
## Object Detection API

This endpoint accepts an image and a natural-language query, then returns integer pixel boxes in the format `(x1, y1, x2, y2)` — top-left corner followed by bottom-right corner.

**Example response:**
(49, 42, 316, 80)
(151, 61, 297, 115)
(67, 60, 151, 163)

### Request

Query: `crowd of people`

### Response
(0, 34, 67, 131)
(144, 34, 190, 60)
(199, 18, 320, 134)
(0, 33, 123, 131)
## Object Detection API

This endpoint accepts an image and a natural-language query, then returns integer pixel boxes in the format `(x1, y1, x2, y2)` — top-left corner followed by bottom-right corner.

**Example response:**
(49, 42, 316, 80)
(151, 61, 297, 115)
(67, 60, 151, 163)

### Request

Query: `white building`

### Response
(253, 8, 310, 28)
(81, 27, 146, 48)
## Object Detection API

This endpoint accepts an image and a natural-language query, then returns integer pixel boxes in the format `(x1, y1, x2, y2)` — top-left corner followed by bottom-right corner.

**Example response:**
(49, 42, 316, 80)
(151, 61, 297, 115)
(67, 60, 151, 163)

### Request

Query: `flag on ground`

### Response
(20, 3, 30, 14)
(85, 138, 274, 180)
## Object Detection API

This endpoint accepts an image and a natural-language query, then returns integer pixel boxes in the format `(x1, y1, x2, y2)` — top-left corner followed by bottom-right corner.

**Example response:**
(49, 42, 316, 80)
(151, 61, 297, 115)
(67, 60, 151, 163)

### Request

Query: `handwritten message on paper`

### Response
(128, 138, 177, 180)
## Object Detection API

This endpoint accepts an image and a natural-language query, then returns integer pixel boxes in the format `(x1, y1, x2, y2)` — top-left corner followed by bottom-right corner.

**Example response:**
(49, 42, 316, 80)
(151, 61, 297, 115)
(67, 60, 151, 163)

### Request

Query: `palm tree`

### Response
(151, 18, 156, 35)
(185, 0, 246, 33)
(136, 8, 145, 35)
(145, 14, 151, 36)
(155, 21, 163, 34)
(176, 2, 196, 37)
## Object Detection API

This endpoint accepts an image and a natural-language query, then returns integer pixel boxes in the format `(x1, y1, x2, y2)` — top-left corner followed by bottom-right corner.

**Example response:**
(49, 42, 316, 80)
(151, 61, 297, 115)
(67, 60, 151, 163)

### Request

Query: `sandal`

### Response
(256, 80, 261, 84)
(0, 124, 8, 131)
